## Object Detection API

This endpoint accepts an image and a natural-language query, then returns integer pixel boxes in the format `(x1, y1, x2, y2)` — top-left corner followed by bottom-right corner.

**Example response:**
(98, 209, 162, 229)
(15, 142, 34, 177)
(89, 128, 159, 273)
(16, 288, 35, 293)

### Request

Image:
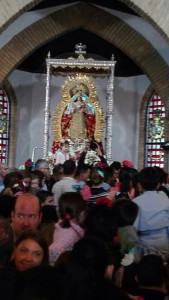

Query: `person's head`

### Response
(31, 170, 45, 188)
(11, 193, 42, 236)
(14, 229, 48, 271)
(3, 171, 23, 188)
(53, 164, 64, 181)
(136, 254, 168, 291)
(154, 166, 168, 184)
(58, 192, 86, 228)
(41, 205, 58, 223)
(90, 141, 99, 151)
(0, 162, 8, 179)
(19, 170, 31, 189)
(63, 160, 76, 177)
(0, 217, 14, 266)
(90, 168, 104, 186)
(103, 167, 114, 186)
(85, 204, 118, 244)
(75, 164, 91, 182)
(118, 167, 132, 193)
(110, 161, 121, 179)
(111, 199, 138, 227)
(67, 236, 113, 285)
(36, 190, 54, 207)
(30, 174, 40, 191)
(138, 167, 160, 191)
(60, 140, 69, 153)
(0, 195, 14, 221)
(34, 159, 50, 177)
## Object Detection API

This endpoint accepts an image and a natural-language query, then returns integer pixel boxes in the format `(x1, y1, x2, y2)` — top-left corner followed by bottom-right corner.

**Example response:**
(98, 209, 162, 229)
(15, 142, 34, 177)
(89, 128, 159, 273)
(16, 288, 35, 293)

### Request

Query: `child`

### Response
(55, 140, 69, 165)
(29, 174, 40, 195)
(133, 167, 169, 260)
(48, 192, 86, 265)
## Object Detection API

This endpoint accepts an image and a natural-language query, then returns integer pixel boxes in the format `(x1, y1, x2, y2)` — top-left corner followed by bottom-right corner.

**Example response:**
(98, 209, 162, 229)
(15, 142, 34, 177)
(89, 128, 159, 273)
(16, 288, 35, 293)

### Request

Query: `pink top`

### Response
(110, 182, 135, 199)
(49, 221, 84, 265)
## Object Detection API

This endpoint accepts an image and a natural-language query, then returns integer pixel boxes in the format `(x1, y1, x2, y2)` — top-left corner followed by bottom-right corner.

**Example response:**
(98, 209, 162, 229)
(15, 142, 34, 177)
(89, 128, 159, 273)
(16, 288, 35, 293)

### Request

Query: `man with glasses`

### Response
(35, 159, 50, 191)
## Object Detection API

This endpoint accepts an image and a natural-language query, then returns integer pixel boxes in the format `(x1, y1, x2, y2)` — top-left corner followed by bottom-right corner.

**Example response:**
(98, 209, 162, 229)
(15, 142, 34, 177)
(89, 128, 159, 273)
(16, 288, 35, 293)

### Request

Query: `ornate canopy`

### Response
(44, 44, 116, 164)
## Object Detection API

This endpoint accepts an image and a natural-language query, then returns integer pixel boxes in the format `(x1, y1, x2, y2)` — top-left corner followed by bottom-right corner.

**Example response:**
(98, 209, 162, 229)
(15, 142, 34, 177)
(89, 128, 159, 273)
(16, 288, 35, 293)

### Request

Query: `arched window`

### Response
(0, 88, 10, 163)
(145, 93, 165, 168)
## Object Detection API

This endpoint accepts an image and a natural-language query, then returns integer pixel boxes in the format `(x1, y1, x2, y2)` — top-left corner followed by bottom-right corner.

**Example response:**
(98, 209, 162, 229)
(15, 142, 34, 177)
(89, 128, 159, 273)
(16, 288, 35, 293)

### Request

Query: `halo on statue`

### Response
(52, 73, 104, 153)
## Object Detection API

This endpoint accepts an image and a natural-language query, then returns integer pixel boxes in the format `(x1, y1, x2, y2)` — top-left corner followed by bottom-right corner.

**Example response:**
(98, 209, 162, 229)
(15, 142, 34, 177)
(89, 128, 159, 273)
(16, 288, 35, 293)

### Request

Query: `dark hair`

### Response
(138, 167, 160, 191)
(111, 199, 138, 227)
(19, 169, 31, 179)
(85, 204, 118, 243)
(90, 141, 98, 151)
(76, 164, 91, 177)
(68, 236, 112, 287)
(63, 160, 76, 176)
(119, 167, 132, 193)
(137, 254, 168, 288)
(36, 190, 53, 205)
(0, 217, 14, 266)
(154, 166, 168, 184)
(53, 164, 63, 175)
(110, 161, 121, 171)
(4, 171, 23, 188)
(15, 229, 49, 265)
(58, 192, 86, 228)
(15, 265, 61, 300)
(31, 170, 44, 188)
(63, 236, 113, 300)
(0, 195, 14, 219)
(103, 167, 114, 183)
(41, 205, 58, 223)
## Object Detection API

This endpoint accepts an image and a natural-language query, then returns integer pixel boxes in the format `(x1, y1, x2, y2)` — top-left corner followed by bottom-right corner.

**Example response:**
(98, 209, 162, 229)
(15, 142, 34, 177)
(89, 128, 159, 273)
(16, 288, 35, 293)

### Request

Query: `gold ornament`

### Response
(52, 73, 104, 143)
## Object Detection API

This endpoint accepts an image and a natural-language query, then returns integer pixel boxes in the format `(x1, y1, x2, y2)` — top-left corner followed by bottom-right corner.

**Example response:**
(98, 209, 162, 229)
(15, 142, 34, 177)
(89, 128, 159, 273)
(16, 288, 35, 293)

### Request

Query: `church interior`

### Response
(1, 0, 169, 171)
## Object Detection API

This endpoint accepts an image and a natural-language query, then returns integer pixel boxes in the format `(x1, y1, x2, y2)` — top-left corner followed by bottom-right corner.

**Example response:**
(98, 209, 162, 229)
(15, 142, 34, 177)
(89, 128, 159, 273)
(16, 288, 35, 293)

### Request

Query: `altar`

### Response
(43, 44, 116, 164)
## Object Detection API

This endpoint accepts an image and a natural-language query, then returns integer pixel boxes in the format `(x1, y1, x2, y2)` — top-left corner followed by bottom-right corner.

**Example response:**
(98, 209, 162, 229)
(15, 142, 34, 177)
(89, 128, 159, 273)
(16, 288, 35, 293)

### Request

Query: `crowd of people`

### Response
(0, 139, 169, 299)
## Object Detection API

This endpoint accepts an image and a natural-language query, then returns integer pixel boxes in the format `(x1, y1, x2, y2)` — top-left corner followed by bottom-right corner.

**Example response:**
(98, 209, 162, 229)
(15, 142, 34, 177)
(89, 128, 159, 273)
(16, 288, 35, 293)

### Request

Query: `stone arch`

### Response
(0, 0, 43, 33)
(1, 1, 169, 48)
(120, 0, 169, 44)
(0, 2, 169, 107)
(1, 80, 17, 168)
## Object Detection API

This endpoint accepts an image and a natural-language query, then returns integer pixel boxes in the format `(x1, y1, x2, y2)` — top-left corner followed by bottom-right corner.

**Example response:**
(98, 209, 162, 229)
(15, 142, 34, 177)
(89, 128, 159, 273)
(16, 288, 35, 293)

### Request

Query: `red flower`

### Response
(113, 235, 120, 244)
(25, 161, 30, 167)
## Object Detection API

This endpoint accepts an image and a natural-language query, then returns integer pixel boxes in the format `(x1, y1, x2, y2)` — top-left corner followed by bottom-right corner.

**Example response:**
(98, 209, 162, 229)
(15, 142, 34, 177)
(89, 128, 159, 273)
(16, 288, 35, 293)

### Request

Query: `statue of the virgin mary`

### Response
(61, 89, 95, 142)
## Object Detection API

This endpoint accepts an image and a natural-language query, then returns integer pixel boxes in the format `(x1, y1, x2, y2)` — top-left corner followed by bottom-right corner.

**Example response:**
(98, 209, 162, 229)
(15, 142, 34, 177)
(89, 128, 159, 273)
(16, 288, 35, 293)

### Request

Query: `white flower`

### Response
(84, 150, 101, 165)
(121, 253, 134, 266)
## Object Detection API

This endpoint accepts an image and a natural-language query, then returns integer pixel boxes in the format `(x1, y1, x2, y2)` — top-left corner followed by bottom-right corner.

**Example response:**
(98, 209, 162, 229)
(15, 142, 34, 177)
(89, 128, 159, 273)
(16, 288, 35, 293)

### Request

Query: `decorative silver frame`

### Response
(44, 52, 116, 164)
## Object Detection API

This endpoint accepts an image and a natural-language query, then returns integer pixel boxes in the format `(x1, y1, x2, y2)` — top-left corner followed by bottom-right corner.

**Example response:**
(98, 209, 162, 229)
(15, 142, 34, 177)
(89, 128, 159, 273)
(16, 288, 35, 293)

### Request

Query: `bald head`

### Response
(11, 193, 42, 236)
(0, 163, 8, 180)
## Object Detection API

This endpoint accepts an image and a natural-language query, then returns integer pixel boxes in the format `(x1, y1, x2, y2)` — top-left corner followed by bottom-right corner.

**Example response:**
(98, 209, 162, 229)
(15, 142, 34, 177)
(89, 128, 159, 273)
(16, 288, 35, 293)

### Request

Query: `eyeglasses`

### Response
(43, 167, 50, 170)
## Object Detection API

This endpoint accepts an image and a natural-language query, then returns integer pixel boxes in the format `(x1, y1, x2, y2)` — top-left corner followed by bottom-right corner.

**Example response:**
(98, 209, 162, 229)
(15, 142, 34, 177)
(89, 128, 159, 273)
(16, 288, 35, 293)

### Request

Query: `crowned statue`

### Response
(61, 88, 95, 143)
(52, 74, 104, 162)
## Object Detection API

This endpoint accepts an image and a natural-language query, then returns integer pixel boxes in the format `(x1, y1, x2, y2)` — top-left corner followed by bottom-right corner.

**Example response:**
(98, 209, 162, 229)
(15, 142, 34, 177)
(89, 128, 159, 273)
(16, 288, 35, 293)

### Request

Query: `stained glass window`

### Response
(145, 93, 165, 168)
(0, 88, 10, 163)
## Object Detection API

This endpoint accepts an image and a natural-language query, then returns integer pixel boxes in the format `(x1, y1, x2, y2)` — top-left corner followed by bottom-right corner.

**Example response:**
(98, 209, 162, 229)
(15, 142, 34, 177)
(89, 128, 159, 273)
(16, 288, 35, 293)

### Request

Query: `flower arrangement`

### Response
(84, 150, 101, 166)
